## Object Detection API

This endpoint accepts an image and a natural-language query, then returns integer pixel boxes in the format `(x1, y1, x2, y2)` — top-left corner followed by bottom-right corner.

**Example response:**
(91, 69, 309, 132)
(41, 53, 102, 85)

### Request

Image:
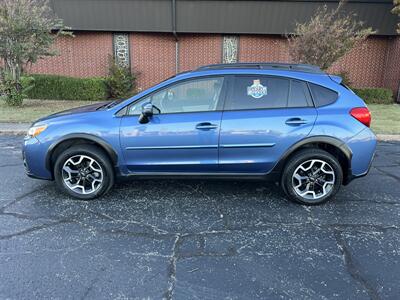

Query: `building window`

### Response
(222, 36, 239, 64)
(113, 33, 130, 68)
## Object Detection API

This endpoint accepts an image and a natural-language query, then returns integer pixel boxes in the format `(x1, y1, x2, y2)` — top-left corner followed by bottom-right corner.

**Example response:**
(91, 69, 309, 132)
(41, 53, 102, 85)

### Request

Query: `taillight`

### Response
(350, 107, 371, 127)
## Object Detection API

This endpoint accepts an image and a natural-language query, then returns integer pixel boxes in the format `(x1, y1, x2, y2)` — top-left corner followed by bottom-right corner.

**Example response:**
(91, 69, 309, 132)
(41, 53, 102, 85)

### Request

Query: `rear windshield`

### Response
(309, 83, 338, 107)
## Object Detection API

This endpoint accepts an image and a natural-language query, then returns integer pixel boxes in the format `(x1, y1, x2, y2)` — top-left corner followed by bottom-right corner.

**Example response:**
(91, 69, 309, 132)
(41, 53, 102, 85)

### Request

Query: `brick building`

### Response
(29, 0, 400, 98)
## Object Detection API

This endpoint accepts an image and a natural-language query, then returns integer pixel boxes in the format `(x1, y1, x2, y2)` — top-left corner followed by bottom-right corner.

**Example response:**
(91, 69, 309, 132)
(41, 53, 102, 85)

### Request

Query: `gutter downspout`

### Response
(172, 0, 179, 74)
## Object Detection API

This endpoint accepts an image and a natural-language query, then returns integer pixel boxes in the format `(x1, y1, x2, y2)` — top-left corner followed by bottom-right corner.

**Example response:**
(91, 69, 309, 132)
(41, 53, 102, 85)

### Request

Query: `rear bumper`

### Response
(344, 128, 377, 184)
(344, 153, 375, 185)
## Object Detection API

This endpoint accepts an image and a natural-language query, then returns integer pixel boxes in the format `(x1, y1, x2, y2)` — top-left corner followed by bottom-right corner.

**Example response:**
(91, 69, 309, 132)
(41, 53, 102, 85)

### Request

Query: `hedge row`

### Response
(22, 74, 395, 105)
(23, 74, 108, 101)
(353, 88, 394, 105)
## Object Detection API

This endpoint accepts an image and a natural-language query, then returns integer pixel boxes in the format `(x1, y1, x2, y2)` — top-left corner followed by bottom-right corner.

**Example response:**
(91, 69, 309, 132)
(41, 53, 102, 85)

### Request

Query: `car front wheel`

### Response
(281, 149, 343, 205)
(54, 145, 114, 200)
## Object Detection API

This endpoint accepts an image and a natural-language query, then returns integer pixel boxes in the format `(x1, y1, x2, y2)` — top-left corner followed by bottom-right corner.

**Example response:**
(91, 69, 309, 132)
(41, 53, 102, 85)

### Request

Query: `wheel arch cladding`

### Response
(273, 136, 352, 183)
(45, 134, 118, 176)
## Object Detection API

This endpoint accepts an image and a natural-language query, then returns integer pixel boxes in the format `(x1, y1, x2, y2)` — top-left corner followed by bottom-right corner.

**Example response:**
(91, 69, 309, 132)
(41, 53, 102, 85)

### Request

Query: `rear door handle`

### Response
(285, 118, 308, 126)
(196, 122, 218, 130)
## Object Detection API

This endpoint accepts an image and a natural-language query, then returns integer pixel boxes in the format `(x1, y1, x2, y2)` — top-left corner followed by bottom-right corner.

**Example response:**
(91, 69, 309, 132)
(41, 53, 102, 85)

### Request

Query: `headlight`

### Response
(27, 124, 48, 138)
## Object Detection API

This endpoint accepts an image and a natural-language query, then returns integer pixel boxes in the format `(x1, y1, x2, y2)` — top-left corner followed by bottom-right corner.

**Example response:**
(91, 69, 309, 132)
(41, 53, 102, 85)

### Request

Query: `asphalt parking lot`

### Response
(0, 135, 399, 299)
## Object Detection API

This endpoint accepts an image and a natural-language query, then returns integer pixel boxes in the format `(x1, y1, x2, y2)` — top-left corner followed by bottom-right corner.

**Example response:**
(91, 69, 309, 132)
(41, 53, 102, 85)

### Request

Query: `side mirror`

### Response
(142, 103, 154, 117)
(138, 103, 153, 124)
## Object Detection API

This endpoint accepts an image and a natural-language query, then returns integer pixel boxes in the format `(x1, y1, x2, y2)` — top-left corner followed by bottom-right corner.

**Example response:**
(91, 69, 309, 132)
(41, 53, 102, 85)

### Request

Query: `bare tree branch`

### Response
(287, 0, 375, 70)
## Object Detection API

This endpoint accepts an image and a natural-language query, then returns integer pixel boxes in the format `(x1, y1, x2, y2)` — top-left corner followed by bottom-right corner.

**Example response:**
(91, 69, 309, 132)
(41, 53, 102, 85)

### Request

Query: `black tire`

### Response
(281, 149, 343, 205)
(54, 144, 114, 200)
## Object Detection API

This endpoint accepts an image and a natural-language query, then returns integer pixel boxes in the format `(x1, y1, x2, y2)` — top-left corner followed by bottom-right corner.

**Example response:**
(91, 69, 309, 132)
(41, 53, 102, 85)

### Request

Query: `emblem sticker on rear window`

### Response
(247, 80, 267, 99)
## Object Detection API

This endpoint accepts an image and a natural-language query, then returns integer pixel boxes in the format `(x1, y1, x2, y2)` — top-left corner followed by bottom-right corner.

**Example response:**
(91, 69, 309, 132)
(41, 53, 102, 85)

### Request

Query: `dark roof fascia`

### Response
(51, 0, 400, 36)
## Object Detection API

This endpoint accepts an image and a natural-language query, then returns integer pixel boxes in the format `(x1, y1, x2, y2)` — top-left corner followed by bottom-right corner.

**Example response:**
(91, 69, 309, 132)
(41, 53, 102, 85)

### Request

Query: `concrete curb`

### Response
(0, 131, 27, 136)
(1, 123, 400, 141)
(0, 123, 30, 136)
(376, 134, 400, 142)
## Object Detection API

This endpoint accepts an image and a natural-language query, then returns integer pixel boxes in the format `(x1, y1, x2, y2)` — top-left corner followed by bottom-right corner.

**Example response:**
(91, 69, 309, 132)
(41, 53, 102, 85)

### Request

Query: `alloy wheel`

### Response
(292, 159, 335, 200)
(62, 155, 104, 195)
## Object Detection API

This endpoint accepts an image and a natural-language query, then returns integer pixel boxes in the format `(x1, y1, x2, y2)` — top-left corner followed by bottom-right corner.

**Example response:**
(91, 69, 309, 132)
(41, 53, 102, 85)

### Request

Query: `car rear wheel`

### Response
(281, 149, 343, 205)
(54, 145, 114, 200)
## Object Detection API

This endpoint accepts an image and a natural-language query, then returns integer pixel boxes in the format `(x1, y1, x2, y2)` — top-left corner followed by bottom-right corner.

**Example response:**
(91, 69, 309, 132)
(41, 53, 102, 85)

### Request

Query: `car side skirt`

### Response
(117, 171, 280, 182)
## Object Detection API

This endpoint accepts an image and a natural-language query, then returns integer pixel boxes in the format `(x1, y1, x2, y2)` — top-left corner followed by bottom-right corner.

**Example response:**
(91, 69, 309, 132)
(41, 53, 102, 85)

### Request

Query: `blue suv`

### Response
(23, 63, 376, 205)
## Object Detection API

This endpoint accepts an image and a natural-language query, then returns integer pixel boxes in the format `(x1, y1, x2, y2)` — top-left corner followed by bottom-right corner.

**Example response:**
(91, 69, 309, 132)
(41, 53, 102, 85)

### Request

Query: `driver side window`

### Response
(127, 77, 224, 115)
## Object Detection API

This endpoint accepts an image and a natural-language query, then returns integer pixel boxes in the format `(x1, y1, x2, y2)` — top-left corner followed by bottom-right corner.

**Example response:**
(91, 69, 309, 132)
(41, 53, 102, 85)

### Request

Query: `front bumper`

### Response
(23, 137, 53, 180)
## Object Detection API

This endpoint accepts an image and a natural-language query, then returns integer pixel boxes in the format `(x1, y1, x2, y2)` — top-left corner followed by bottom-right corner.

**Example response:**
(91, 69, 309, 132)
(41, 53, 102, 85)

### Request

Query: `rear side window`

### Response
(309, 83, 338, 107)
(225, 76, 289, 110)
(288, 80, 312, 108)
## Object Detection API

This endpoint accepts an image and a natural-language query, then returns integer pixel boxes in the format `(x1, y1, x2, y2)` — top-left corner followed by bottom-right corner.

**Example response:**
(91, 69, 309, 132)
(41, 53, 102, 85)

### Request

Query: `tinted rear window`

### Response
(309, 83, 338, 107)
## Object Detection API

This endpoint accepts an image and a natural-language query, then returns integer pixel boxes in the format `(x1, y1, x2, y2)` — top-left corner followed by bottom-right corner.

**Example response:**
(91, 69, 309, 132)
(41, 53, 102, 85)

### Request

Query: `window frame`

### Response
(223, 74, 314, 112)
(122, 75, 228, 117)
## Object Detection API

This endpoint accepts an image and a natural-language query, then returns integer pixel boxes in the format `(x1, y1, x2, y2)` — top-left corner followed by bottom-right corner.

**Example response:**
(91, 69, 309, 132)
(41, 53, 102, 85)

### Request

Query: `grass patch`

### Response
(369, 104, 400, 135)
(0, 99, 101, 123)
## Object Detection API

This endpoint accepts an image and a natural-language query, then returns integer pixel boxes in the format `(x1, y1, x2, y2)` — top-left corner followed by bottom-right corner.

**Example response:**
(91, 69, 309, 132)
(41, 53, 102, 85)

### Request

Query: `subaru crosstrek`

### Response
(23, 63, 376, 205)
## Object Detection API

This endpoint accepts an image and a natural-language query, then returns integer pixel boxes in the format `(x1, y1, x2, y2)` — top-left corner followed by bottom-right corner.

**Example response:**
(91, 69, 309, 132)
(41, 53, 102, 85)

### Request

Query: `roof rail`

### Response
(196, 62, 324, 74)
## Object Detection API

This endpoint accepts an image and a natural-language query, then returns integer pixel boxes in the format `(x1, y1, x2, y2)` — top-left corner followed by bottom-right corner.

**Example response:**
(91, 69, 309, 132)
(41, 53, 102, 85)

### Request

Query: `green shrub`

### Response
(0, 70, 35, 106)
(24, 74, 107, 101)
(105, 56, 137, 99)
(20, 76, 35, 94)
(0, 74, 23, 106)
(353, 88, 394, 104)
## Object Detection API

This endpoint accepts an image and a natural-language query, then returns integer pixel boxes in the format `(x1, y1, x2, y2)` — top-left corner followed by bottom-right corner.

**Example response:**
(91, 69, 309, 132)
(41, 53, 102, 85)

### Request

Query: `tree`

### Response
(393, 0, 400, 33)
(287, 0, 375, 71)
(0, 0, 70, 106)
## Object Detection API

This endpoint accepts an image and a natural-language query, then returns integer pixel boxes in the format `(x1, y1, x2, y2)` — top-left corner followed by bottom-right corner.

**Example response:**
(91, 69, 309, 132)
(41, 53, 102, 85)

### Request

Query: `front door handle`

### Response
(285, 118, 308, 126)
(196, 122, 218, 130)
